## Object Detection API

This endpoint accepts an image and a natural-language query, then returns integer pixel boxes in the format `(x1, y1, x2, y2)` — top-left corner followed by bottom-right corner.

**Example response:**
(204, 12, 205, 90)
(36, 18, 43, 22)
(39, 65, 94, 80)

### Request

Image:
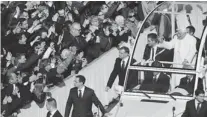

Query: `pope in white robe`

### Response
(158, 29, 197, 90)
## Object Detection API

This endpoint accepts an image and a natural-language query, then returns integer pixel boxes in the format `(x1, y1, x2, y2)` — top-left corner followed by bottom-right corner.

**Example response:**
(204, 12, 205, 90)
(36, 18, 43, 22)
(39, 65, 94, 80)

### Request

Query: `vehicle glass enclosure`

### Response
(125, 1, 207, 97)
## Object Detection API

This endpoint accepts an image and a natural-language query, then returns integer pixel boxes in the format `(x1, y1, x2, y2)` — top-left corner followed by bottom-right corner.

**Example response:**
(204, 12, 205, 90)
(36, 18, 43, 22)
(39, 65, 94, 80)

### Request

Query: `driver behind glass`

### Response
(139, 61, 170, 94)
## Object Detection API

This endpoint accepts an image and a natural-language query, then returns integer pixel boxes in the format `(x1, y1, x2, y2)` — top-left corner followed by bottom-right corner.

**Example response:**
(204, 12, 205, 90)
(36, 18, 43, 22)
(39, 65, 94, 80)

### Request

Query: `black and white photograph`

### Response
(1, 1, 207, 117)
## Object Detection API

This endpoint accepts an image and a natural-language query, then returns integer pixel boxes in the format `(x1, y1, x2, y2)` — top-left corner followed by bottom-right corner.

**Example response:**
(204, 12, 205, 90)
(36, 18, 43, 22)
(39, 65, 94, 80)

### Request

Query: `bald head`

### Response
(70, 22, 81, 37)
(61, 49, 70, 59)
(115, 15, 125, 26)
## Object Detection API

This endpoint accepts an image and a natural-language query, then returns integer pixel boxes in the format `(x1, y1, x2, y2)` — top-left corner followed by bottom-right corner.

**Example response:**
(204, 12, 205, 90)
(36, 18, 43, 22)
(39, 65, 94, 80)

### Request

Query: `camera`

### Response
(34, 70, 38, 75)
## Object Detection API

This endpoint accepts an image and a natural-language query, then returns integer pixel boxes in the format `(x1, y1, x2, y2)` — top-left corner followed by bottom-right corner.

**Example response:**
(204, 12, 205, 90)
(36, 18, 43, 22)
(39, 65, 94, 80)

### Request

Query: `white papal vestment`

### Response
(159, 34, 197, 90)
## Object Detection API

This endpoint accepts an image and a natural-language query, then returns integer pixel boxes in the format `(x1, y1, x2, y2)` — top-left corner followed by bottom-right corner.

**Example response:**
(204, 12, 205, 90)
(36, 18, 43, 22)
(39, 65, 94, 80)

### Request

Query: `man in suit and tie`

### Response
(105, 46, 137, 92)
(64, 75, 107, 117)
(59, 22, 87, 52)
(143, 33, 173, 67)
(177, 75, 204, 95)
(1, 73, 22, 117)
(6, 53, 27, 75)
(186, 25, 205, 58)
(182, 89, 207, 117)
(139, 61, 170, 93)
(46, 98, 63, 117)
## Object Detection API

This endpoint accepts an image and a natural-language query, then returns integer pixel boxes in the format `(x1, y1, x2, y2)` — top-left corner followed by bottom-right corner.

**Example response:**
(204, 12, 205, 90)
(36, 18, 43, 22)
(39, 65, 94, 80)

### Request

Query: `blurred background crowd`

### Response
(1, 1, 161, 116)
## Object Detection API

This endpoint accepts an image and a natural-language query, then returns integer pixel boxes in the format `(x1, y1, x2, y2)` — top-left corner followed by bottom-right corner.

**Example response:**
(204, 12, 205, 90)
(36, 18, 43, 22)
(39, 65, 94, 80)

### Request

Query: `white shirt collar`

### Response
(121, 56, 129, 67)
(154, 73, 160, 80)
(152, 45, 158, 49)
(122, 56, 129, 63)
(50, 109, 57, 117)
(187, 76, 193, 82)
(195, 99, 202, 109)
(6, 61, 11, 67)
(78, 86, 85, 97)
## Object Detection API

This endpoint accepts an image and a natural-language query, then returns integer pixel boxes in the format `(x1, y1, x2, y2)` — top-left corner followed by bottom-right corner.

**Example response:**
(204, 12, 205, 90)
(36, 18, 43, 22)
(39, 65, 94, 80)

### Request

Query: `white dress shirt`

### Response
(195, 99, 202, 110)
(50, 109, 57, 117)
(6, 61, 11, 67)
(150, 46, 158, 61)
(78, 86, 85, 98)
(121, 56, 129, 68)
(12, 84, 20, 98)
(153, 73, 161, 82)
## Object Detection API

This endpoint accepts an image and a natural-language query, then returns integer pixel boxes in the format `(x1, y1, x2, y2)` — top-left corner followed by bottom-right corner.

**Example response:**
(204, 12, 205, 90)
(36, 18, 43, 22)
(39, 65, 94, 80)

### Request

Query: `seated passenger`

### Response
(139, 61, 170, 93)
(177, 74, 203, 95)
(143, 33, 173, 67)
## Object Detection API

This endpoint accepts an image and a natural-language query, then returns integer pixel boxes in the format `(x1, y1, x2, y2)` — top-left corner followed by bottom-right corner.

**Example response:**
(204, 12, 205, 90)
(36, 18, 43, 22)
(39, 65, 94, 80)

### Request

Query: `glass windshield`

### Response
(131, 1, 207, 70)
(125, 69, 204, 97)
(125, 1, 207, 97)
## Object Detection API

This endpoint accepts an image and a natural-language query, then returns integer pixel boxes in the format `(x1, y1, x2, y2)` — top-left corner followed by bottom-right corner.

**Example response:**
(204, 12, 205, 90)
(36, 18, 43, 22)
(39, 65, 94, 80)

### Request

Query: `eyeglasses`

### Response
(128, 15, 134, 18)
(73, 28, 81, 32)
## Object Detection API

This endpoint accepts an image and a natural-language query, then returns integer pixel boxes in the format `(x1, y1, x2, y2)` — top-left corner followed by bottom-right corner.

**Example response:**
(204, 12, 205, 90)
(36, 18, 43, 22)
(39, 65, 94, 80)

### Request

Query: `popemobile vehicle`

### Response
(110, 1, 207, 117)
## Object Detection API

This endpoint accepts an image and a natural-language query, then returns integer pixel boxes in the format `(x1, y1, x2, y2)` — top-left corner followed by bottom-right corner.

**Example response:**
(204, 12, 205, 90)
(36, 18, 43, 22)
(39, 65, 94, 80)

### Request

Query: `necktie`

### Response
(78, 90, 82, 98)
(121, 61, 125, 70)
(197, 102, 201, 113)
(48, 112, 51, 117)
(152, 48, 155, 60)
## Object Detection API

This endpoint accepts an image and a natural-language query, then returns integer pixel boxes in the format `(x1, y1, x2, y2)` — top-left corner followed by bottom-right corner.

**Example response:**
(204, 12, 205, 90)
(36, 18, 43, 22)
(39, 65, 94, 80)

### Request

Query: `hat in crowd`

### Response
(17, 3, 27, 11)
(54, 1, 66, 11)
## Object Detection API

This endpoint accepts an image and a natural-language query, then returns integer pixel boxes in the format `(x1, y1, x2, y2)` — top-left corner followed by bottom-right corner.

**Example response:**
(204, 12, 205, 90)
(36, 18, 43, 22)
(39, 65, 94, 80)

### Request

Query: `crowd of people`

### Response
(1, 1, 159, 117)
(2, 1, 206, 117)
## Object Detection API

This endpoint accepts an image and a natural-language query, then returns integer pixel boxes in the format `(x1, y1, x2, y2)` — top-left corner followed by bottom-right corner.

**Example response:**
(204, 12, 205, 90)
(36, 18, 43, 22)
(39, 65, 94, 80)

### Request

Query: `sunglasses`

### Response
(128, 15, 134, 18)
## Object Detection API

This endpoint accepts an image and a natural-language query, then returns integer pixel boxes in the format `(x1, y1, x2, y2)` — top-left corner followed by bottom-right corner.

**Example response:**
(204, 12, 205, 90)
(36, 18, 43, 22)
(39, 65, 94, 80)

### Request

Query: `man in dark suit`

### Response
(59, 22, 87, 52)
(64, 75, 107, 117)
(1, 73, 22, 117)
(105, 46, 137, 92)
(182, 89, 207, 117)
(7, 43, 45, 75)
(178, 75, 203, 95)
(143, 33, 173, 67)
(139, 61, 170, 93)
(6, 53, 27, 75)
(186, 25, 205, 57)
(46, 98, 63, 117)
